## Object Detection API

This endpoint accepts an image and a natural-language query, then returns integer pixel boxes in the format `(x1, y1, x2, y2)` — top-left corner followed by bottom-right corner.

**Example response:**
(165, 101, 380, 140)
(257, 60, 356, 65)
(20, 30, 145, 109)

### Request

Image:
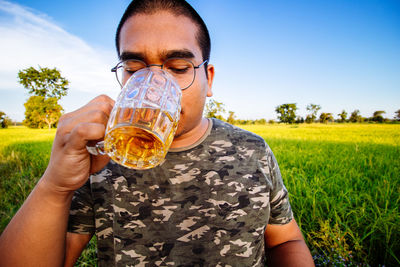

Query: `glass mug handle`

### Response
(86, 141, 106, 156)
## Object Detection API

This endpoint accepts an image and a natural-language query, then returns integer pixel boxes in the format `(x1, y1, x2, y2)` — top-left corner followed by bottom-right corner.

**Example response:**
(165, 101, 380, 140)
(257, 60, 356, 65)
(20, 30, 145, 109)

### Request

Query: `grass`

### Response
(0, 126, 55, 230)
(240, 123, 400, 266)
(1, 124, 399, 266)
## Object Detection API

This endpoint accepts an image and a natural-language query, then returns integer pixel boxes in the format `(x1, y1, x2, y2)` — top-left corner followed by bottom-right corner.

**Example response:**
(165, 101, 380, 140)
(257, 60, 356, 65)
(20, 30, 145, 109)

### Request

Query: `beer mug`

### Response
(88, 68, 182, 169)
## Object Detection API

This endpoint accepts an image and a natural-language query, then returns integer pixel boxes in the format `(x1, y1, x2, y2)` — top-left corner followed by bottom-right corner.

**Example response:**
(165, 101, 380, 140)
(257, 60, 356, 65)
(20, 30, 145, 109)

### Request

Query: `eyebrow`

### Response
(119, 52, 145, 61)
(119, 49, 195, 62)
(163, 49, 195, 59)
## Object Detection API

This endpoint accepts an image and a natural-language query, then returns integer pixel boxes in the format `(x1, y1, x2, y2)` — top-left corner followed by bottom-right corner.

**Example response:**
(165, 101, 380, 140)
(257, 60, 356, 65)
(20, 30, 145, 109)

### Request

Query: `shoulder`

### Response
(210, 118, 267, 150)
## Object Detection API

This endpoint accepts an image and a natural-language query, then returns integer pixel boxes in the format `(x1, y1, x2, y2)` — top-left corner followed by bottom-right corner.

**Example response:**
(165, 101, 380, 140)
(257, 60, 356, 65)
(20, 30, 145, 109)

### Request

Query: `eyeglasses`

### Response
(111, 58, 208, 90)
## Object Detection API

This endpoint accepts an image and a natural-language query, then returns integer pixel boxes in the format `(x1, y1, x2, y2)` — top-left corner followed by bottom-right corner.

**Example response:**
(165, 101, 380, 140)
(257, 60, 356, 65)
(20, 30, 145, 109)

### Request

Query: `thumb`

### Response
(90, 154, 111, 174)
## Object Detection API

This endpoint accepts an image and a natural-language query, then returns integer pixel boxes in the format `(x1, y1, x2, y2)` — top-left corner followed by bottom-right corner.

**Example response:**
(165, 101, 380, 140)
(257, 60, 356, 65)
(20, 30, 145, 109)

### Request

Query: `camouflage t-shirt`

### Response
(68, 118, 293, 266)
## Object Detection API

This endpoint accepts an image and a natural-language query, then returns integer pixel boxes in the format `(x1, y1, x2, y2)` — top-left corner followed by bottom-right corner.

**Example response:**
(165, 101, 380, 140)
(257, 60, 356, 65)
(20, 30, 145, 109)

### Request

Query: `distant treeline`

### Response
(204, 100, 400, 125)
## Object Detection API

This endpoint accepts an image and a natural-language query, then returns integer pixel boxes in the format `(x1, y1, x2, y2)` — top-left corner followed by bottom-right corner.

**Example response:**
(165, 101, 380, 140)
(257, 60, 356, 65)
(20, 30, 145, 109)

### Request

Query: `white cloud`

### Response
(0, 0, 118, 94)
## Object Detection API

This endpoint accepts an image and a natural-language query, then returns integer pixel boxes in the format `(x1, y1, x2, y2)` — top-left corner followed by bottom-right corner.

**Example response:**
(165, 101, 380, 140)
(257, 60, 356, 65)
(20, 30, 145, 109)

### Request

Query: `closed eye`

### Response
(167, 67, 190, 74)
(124, 68, 137, 74)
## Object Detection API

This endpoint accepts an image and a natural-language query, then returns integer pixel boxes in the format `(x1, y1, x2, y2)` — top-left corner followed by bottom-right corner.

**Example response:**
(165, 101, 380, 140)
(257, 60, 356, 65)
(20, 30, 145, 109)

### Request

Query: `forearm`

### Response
(0, 176, 74, 267)
(266, 239, 315, 267)
(0, 96, 113, 266)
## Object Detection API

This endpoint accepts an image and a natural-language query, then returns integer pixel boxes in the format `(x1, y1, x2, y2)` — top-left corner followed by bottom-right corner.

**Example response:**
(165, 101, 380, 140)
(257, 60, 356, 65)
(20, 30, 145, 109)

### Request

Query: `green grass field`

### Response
(1, 124, 399, 266)
(0, 127, 55, 230)
(240, 124, 400, 266)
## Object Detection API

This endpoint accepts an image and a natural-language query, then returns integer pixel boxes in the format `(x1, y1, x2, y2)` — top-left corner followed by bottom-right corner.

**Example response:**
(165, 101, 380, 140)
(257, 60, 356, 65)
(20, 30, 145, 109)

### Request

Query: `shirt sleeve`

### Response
(67, 180, 95, 235)
(258, 141, 293, 225)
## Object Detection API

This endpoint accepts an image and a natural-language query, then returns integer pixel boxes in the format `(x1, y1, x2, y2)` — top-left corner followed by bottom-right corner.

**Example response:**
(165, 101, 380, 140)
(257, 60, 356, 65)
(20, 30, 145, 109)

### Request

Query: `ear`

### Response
(206, 64, 215, 97)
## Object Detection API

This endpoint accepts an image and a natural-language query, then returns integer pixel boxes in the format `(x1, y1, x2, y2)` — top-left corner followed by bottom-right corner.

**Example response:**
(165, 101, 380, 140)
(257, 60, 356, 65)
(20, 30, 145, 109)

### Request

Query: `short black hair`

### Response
(115, 0, 211, 64)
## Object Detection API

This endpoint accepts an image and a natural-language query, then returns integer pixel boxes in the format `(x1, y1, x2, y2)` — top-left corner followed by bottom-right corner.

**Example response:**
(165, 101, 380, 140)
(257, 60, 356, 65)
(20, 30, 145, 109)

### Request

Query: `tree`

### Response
(372, 110, 386, 123)
(349, 109, 362, 123)
(255, 118, 267, 125)
(337, 110, 347, 123)
(275, 103, 297, 124)
(0, 111, 12, 128)
(23, 96, 63, 129)
(226, 111, 236, 124)
(18, 66, 69, 99)
(306, 103, 321, 123)
(296, 116, 304, 124)
(204, 99, 226, 120)
(18, 66, 69, 128)
(319, 112, 334, 123)
(395, 109, 400, 121)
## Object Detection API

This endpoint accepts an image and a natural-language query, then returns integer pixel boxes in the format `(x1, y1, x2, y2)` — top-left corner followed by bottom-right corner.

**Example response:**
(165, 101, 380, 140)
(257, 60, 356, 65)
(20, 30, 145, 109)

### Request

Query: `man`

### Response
(0, 0, 314, 266)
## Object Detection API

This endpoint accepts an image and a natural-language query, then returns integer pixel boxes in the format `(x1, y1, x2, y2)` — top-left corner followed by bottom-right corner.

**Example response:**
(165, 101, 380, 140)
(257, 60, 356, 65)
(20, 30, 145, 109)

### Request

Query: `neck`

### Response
(170, 117, 209, 149)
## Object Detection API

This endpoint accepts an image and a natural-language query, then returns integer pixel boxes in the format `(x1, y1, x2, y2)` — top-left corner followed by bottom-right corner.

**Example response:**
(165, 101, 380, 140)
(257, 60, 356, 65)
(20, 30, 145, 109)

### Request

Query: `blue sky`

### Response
(0, 0, 399, 122)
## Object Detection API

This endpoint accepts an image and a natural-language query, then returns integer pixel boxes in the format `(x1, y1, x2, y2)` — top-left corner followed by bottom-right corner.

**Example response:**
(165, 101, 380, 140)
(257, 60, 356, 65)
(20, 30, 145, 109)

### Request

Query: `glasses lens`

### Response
(163, 58, 194, 89)
(116, 60, 147, 86)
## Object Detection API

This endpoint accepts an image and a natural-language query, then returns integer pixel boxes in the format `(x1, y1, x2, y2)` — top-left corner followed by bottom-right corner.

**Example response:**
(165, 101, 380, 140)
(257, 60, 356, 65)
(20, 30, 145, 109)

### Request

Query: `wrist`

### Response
(37, 175, 75, 208)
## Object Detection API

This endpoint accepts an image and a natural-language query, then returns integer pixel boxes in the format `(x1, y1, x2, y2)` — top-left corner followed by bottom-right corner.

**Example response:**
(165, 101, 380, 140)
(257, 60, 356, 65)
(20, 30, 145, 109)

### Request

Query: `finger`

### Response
(58, 108, 110, 137)
(65, 122, 106, 153)
(63, 95, 114, 119)
(59, 99, 113, 129)
(58, 95, 114, 126)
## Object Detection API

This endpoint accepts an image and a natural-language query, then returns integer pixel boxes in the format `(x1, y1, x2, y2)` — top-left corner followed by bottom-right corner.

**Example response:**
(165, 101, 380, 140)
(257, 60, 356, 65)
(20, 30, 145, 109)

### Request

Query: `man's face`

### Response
(119, 11, 214, 139)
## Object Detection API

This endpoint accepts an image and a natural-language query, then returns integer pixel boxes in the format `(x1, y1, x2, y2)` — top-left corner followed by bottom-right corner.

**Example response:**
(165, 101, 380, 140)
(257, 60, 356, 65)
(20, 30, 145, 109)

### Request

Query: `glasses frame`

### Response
(111, 58, 208, 90)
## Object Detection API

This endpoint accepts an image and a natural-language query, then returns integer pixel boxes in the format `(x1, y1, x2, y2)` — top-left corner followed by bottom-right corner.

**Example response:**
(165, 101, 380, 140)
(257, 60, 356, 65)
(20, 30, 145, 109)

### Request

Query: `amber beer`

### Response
(103, 107, 176, 169)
